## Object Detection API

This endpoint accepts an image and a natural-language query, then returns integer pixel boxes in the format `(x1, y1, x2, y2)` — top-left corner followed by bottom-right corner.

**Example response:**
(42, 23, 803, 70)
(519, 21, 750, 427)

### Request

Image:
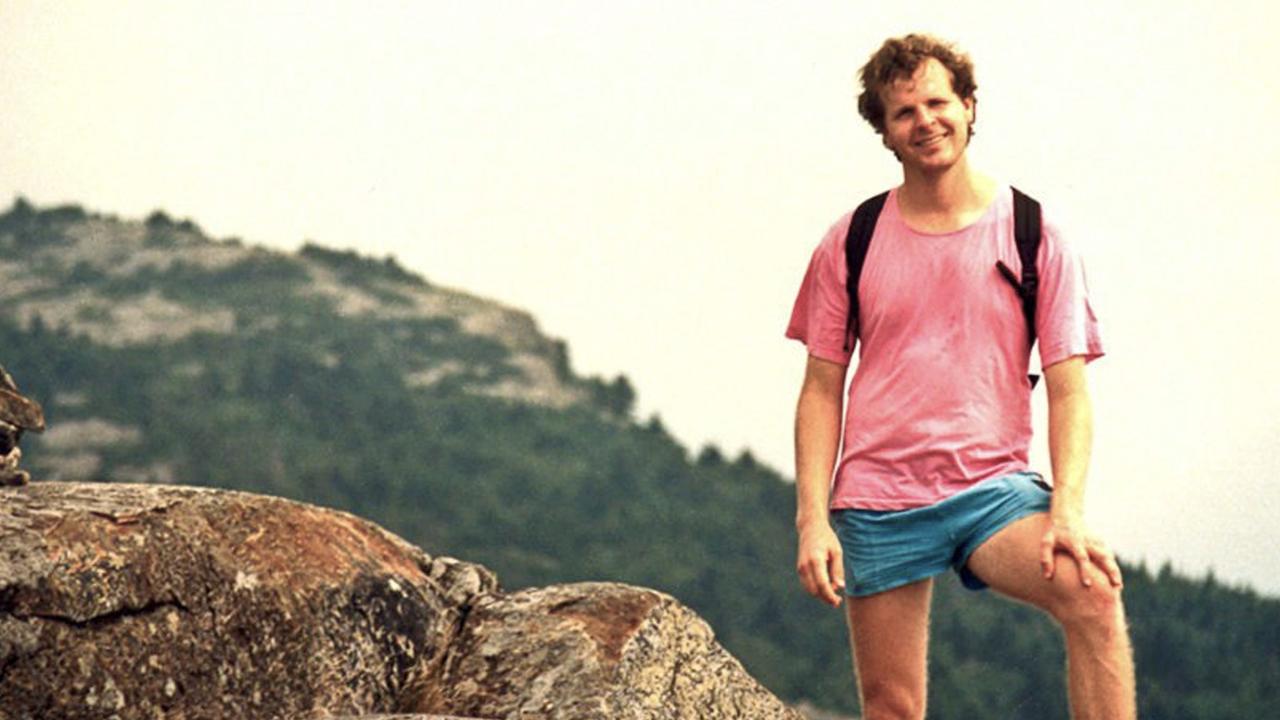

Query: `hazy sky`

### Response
(3, 1, 1278, 594)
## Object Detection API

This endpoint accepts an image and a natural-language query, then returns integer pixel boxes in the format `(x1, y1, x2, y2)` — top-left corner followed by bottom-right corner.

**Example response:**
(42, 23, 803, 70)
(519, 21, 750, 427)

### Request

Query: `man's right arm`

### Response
(794, 354, 848, 607)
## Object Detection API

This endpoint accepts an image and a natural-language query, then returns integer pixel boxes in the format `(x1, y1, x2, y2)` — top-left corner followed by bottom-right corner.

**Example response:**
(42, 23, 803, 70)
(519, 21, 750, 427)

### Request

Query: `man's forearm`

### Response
(794, 382, 844, 529)
(793, 358, 849, 606)
(1045, 358, 1093, 521)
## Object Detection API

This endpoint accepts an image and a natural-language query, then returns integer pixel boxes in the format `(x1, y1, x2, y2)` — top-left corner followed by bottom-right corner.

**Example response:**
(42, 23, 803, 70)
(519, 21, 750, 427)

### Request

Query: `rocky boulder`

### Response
(0, 482, 803, 720)
(436, 583, 798, 719)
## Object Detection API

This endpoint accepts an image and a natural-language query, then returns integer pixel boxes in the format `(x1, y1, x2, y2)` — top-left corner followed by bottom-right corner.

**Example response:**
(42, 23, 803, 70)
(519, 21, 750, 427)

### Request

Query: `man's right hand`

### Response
(796, 522, 846, 607)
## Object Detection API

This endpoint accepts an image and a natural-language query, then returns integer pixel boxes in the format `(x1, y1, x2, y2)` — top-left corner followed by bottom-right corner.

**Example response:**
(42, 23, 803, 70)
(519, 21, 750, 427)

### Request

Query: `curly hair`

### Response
(857, 34, 977, 136)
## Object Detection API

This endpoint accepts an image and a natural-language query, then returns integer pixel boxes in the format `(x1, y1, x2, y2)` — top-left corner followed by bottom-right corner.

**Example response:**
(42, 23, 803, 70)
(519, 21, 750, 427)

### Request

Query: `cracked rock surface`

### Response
(1, 483, 800, 720)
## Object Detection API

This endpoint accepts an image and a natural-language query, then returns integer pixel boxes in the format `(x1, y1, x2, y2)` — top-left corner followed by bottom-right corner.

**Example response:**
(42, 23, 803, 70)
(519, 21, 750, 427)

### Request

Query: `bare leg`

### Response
(965, 513, 1136, 720)
(845, 578, 933, 720)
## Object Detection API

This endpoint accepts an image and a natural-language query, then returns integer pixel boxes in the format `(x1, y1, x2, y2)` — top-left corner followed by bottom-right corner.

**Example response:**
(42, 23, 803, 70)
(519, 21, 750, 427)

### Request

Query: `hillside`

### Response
(2, 198, 1277, 718)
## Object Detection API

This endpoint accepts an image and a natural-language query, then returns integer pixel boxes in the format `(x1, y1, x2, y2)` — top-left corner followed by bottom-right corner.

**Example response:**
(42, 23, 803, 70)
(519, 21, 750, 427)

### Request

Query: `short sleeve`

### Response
(785, 213, 855, 366)
(1035, 215, 1105, 368)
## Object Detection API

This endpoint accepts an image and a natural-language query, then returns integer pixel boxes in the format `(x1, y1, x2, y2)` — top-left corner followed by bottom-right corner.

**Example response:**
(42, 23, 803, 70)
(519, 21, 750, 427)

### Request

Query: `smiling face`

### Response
(879, 57, 976, 174)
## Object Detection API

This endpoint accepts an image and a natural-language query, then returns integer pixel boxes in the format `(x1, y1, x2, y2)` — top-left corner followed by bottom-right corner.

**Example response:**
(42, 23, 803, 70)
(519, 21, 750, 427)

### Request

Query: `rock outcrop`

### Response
(0, 482, 803, 720)
(0, 482, 485, 719)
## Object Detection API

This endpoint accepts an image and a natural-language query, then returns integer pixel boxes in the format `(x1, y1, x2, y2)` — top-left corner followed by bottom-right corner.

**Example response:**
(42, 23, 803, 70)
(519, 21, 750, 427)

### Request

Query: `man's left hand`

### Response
(1040, 515, 1123, 588)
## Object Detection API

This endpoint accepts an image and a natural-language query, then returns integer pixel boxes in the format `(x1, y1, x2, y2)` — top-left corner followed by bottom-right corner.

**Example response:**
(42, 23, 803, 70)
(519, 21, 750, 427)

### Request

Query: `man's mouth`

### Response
(914, 133, 947, 148)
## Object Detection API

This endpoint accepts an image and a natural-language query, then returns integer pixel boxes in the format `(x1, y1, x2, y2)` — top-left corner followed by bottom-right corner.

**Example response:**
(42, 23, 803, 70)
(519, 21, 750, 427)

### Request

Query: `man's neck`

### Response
(896, 158, 996, 232)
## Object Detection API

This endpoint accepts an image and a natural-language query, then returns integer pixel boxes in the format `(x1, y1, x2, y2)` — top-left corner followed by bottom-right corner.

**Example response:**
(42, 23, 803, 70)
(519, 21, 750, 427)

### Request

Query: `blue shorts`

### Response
(831, 471, 1052, 597)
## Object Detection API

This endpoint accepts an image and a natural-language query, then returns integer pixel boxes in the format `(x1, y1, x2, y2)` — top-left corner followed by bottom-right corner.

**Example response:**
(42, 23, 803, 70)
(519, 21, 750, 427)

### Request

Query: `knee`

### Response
(860, 678, 925, 720)
(1048, 574, 1126, 633)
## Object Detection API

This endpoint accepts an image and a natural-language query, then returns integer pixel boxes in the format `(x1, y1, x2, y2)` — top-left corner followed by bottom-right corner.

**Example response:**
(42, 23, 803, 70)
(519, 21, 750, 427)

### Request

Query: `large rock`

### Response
(436, 583, 803, 720)
(0, 482, 494, 719)
(0, 483, 803, 720)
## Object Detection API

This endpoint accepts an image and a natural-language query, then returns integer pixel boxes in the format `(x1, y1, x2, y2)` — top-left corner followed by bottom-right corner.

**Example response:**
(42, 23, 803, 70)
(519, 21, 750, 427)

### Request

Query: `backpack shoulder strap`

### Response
(1008, 186, 1042, 387)
(1010, 186, 1041, 346)
(843, 191, 890, 351)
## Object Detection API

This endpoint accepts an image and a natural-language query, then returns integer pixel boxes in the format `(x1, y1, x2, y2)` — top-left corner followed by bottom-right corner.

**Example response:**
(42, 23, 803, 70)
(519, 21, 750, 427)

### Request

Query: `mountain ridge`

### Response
(1, 198, 591, 412)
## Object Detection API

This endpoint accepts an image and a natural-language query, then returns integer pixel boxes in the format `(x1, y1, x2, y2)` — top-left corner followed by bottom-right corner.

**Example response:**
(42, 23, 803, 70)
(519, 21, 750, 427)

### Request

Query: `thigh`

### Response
(845, 578, 933, 709)
(963, 511, 1113, 615)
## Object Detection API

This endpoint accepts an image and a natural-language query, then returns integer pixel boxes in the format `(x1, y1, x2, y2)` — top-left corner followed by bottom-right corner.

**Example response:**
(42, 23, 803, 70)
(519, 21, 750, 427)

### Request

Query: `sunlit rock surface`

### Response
(0, 482, 801, 720)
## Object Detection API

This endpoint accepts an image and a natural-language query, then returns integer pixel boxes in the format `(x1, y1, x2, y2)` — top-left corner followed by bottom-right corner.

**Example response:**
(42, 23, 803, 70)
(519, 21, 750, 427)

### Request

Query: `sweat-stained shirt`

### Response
(786, 186, 1104, 511)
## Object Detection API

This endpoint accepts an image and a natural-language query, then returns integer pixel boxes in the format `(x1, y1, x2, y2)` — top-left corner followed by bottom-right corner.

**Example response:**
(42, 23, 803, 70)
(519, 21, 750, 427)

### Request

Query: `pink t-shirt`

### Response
(786, 186, 1104, 510)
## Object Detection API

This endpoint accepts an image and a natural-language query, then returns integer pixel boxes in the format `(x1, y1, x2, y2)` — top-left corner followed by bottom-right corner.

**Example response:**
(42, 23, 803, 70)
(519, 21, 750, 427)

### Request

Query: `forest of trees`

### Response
(3, 200, 1278, 718)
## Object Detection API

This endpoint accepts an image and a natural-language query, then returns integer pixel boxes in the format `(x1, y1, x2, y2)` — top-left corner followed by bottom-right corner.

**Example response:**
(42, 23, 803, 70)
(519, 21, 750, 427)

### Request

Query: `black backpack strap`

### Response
(995, 186, 1042, 387)
(843, 191, 890, 351)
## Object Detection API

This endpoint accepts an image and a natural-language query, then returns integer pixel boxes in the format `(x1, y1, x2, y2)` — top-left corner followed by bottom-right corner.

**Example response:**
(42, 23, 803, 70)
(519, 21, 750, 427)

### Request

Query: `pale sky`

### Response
(3, 1, 1278, 594)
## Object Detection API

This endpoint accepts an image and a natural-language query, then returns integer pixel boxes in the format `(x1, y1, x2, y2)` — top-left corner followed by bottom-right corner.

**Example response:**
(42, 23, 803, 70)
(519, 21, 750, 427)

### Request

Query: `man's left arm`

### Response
(1040, 355, 1124, 588)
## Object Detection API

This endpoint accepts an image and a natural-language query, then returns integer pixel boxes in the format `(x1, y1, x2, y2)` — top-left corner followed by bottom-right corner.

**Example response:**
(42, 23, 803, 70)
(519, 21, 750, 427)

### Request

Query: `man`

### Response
(786, 34, 1136, 719)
